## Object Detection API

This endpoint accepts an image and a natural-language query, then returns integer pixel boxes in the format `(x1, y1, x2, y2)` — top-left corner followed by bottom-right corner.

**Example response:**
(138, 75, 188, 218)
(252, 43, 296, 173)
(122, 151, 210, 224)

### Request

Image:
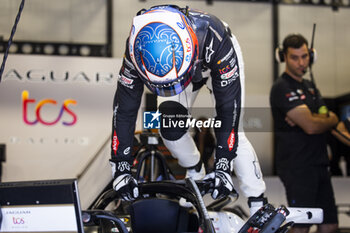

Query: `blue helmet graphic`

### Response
(134, 23, 184, 77)
(129, 6, 198, 97)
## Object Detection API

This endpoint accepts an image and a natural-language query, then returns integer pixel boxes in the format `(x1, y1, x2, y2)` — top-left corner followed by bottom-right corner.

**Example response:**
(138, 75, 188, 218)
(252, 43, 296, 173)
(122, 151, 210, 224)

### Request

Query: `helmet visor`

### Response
(144, 65, 194, 97)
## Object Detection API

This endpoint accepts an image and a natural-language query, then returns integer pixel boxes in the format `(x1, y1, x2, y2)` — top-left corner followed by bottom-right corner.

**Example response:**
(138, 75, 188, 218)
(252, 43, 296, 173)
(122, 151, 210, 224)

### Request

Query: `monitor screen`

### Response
(0, 179, 84, 233)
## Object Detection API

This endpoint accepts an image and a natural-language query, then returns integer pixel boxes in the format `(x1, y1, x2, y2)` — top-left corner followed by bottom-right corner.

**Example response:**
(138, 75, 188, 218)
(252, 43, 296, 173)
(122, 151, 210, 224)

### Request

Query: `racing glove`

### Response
(110, 159, 139, 201)
(205, 157, 234, 200)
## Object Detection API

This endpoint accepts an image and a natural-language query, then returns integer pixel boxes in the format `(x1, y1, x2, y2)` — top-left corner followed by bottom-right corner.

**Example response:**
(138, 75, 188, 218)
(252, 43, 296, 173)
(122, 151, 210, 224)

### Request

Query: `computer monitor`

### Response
(0, 179, 84, 233)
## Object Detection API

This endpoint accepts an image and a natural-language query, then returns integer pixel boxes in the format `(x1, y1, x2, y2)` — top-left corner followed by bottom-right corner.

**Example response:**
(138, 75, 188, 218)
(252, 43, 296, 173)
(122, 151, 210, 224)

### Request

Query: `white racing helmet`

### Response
(129, 6, 199, 97)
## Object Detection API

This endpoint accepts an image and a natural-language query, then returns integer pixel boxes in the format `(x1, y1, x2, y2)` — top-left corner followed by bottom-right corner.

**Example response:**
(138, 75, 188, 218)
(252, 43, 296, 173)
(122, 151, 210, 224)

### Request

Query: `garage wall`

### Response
(0, 55, 122, 182)
(0, 0, 106, 44)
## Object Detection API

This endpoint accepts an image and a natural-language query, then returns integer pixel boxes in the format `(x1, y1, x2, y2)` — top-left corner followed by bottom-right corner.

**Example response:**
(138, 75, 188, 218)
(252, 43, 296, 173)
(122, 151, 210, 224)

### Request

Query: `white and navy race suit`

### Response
(111, 8, 265, 198)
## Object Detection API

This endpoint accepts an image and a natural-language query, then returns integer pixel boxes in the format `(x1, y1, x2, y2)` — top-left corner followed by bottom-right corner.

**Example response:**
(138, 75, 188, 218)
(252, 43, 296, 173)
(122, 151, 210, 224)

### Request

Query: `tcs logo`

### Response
(219, 65, 231, 75)
(185, 38, 192, 53)
(22, 90, 77, 126)
(13, 217, 25, 224)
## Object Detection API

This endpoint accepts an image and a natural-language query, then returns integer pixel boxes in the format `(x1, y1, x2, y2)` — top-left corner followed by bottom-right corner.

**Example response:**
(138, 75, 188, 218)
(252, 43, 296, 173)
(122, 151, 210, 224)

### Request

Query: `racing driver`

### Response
(110, 5, 267, 214)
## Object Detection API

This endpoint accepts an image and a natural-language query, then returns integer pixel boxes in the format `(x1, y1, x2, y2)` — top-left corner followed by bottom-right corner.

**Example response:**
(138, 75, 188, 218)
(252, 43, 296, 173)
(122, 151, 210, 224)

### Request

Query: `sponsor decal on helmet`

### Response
(177, 22, 185, 29)
(186, 37, 192, 52)
(129, 44, 133, 58)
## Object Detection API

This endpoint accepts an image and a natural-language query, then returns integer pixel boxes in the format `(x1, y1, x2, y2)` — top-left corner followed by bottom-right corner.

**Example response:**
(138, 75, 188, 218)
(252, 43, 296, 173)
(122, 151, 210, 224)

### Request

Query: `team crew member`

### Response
(270, 34, 339, 233)
(110, 5, 266, 213)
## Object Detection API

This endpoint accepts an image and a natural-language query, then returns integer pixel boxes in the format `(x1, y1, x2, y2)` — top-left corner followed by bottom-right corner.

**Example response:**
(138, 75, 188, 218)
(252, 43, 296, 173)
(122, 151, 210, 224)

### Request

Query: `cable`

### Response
(309, 23, 316, 87)
(310, 24, 316, 52)
(0, 0, 26, 83)
(96, 214, 129, 233)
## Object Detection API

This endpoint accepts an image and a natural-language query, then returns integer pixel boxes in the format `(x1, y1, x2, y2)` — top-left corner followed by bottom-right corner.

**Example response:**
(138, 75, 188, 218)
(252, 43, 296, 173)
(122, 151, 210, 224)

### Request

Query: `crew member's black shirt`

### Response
(270, 72, 329, 173)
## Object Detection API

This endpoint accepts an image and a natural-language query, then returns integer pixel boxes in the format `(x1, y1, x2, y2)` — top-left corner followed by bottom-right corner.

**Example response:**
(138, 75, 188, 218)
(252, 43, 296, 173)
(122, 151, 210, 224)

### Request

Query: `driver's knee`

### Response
(159, 101, 189, 141)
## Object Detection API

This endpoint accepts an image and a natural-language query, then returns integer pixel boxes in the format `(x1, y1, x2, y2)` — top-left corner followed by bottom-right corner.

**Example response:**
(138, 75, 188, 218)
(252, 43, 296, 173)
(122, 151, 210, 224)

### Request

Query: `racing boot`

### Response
(248, 194, 268, 216)
(185, 160, 206, 180)
(180, 161, 206, 208)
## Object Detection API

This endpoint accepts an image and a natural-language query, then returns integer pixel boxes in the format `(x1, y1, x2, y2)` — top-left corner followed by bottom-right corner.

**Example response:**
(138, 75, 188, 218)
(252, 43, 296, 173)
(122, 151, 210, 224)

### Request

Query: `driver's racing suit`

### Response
(111, 8, 266, 199)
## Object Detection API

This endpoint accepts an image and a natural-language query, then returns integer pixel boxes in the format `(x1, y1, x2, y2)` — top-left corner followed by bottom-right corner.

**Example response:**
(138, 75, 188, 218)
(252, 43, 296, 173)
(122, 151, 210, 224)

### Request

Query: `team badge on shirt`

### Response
(285, 91, 299, 102)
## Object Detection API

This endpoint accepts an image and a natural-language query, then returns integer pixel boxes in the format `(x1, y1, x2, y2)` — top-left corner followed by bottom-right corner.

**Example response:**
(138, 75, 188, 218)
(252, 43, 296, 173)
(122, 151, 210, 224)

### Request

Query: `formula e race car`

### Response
(82, 178, 323, 233)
